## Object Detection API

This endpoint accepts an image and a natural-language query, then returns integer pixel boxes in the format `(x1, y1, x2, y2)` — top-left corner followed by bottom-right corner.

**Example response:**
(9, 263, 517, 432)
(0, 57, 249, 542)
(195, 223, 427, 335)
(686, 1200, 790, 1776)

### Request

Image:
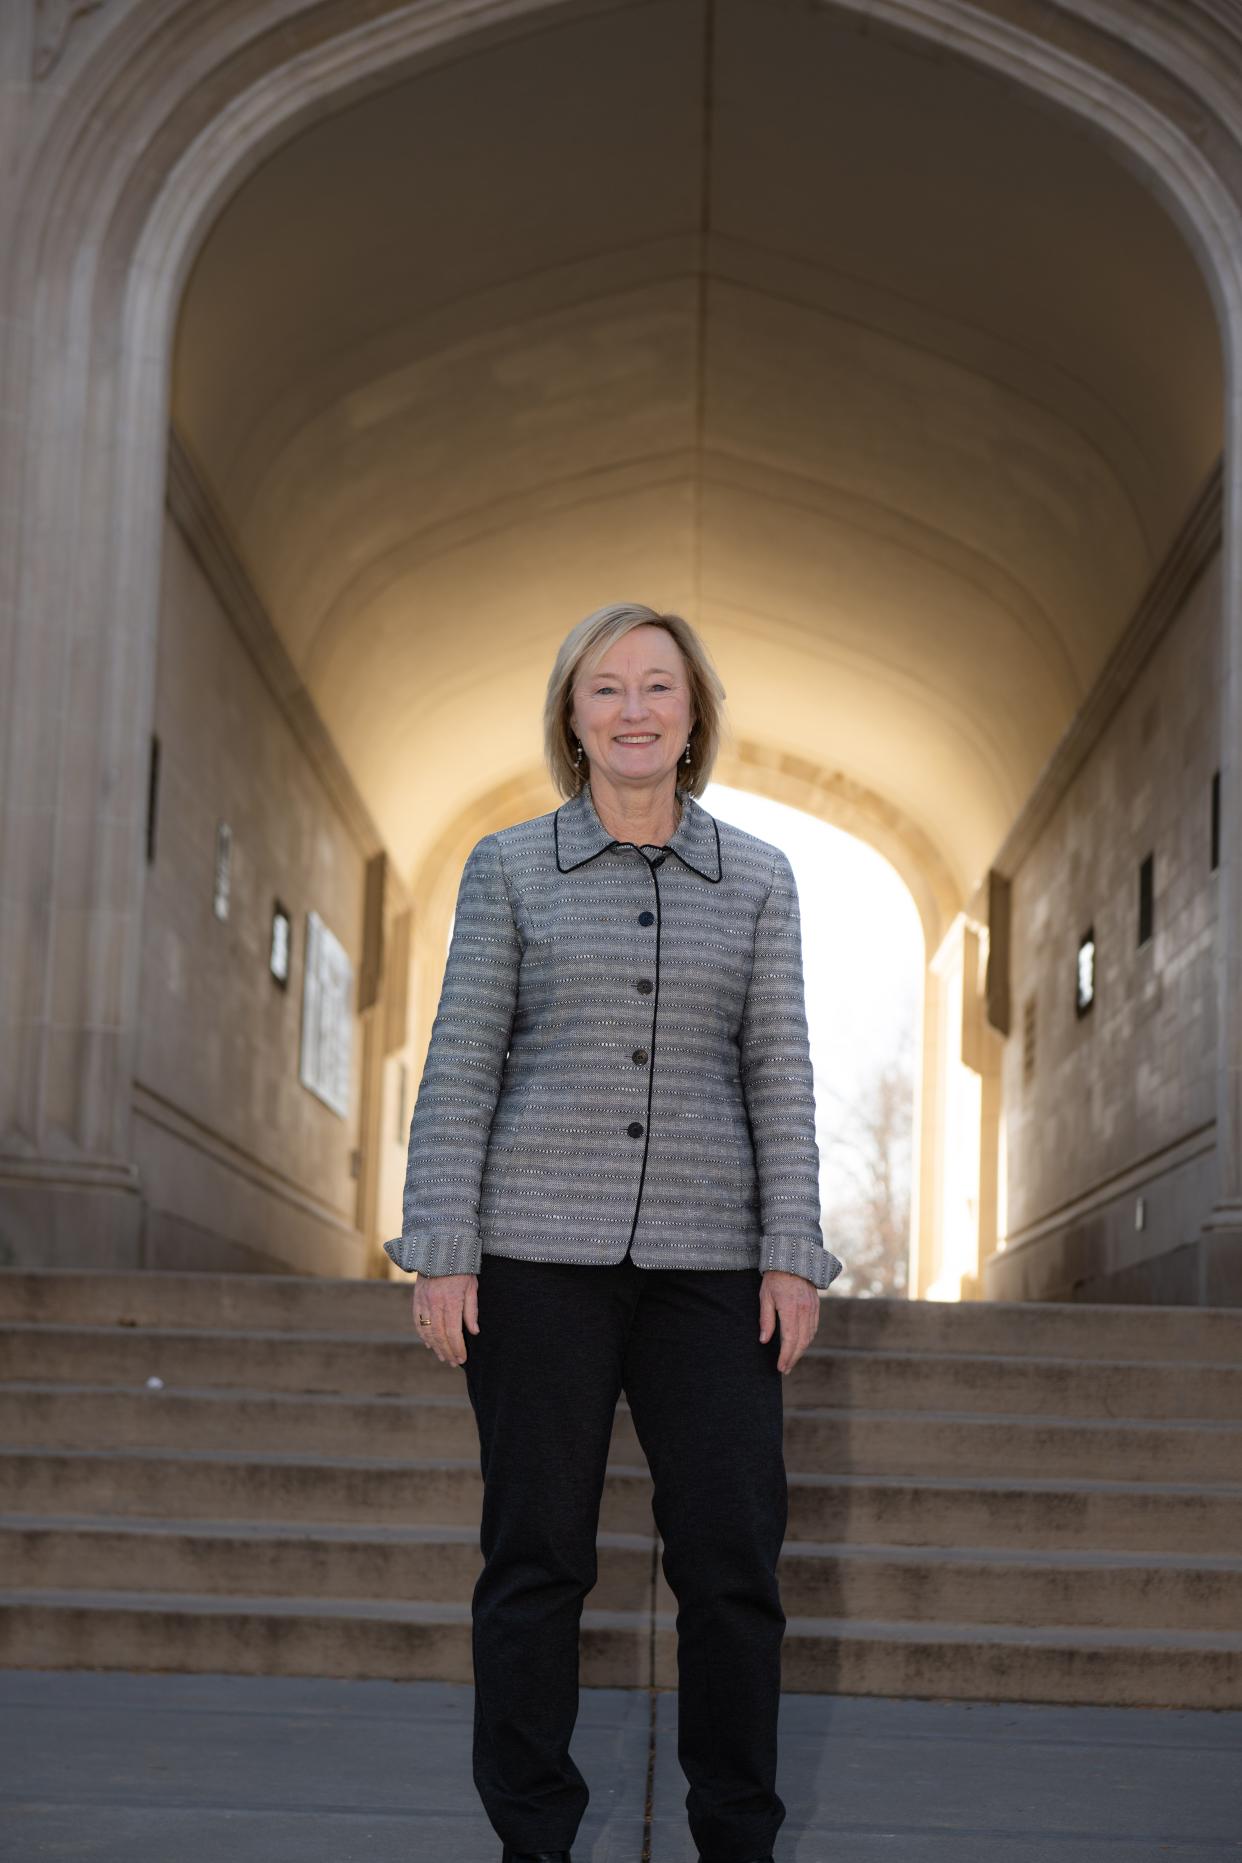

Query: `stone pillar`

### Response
(910, 964, 943, 1299)
(0, 4, 173, 1266)
(0, 308, 168, 1266)
(924, 913, 997, 1302)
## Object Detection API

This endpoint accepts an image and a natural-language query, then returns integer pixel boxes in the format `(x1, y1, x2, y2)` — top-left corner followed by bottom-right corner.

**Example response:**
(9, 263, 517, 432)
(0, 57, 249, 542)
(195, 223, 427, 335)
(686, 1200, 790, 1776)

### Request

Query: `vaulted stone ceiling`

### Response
(171, 0, 1222, 899)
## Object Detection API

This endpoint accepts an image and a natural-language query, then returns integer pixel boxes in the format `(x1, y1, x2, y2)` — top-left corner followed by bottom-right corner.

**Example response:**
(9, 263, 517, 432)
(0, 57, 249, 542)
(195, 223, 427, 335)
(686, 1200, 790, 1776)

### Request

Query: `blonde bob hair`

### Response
(544, 603, 727, 801)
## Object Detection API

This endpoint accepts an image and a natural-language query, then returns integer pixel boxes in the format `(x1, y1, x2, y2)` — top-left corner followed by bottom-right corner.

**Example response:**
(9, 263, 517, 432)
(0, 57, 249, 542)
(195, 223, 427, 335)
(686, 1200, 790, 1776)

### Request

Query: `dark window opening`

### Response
(1138, 853, 1153, 947)
(146, 733, 161, 864)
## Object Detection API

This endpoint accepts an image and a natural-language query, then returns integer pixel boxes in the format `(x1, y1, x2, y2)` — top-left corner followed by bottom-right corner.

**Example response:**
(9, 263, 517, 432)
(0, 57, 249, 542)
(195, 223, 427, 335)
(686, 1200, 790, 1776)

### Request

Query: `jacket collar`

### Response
(554, 780, 722, 882)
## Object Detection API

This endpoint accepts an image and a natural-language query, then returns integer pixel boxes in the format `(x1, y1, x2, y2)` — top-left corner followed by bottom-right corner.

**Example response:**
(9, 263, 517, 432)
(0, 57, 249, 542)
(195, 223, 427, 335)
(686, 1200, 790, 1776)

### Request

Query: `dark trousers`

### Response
(461, 1247, 789, 1863)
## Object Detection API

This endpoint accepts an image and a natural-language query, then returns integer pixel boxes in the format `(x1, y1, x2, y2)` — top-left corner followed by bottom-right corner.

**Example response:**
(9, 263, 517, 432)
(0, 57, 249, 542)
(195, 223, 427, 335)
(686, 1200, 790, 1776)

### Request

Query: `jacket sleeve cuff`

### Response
(382, 1231, 483, 1277)
(759, 1234, 844, 1289)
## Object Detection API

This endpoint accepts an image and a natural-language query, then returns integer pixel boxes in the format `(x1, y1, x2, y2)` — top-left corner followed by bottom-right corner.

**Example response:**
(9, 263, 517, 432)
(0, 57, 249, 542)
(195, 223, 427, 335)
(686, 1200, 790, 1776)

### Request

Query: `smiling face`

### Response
(569, 623, 696, 796)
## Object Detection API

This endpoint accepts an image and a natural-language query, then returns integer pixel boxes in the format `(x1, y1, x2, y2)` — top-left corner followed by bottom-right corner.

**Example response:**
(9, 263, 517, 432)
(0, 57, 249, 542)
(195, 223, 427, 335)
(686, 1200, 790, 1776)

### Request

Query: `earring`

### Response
(574, 740, 584, 765)
(683, 740, 691, 763)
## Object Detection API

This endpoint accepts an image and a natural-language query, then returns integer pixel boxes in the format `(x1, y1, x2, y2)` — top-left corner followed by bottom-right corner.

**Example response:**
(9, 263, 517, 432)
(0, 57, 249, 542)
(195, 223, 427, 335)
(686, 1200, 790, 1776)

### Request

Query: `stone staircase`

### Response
(0, 1269, 1239, 1707)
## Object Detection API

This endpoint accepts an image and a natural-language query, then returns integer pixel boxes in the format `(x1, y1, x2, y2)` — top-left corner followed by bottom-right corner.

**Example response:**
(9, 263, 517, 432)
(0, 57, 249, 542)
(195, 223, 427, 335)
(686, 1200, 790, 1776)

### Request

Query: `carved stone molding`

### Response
(33, 0, 109, 80)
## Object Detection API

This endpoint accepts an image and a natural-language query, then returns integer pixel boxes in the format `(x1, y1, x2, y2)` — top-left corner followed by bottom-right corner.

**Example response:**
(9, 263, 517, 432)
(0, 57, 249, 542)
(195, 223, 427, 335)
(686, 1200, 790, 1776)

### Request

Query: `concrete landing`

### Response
(2, 1672, 1239, 1861)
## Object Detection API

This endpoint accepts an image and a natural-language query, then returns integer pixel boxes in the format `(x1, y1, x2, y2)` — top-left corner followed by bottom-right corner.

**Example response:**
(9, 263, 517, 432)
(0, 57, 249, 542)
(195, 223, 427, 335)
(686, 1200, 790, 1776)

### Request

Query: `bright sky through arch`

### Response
(702, 783, 924, 1210)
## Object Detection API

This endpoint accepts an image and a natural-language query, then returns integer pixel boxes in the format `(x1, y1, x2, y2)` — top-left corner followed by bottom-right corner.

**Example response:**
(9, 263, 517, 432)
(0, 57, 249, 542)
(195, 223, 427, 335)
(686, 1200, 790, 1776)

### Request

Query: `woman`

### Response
(384, 602, 843, 1863)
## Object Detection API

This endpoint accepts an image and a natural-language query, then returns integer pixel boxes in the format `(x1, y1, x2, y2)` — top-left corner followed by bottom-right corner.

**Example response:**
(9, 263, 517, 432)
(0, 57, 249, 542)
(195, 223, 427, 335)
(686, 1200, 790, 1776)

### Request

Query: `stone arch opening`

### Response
(4, 1, 1240, 1288)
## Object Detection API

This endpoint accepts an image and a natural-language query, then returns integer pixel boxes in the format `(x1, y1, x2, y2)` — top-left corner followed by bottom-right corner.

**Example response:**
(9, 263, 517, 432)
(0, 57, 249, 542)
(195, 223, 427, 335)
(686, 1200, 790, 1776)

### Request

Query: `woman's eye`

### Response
(592, 683, 670, 695)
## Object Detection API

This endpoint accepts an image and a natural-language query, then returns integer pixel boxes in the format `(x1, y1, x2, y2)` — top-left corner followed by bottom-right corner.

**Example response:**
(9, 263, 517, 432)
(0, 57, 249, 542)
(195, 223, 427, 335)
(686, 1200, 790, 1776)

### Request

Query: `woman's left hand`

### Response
(758, 1270, 821, 1374)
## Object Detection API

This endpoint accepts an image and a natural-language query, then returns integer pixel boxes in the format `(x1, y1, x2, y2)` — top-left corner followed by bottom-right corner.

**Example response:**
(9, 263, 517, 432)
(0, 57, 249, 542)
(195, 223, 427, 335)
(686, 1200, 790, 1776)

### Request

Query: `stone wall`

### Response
(133, 512, 370, 1275)
(986, 550, 1223, 1305)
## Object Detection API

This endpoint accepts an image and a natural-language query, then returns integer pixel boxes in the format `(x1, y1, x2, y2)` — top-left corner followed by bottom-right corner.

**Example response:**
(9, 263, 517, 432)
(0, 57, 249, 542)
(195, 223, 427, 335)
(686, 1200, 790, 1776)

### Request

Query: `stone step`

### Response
(2, 1448, 1236, 1554)
(787, 1469, 1242, 1554)
(5, 1380, 1242, 1483)
(0, 1445, 650, 1535)
(5, 1322, 1241, 1419)
(3, 1270, 1236, 1709)
(778, 1409, 1242, 1485)
(0, 1270, 406, 1336)
(795, 1349, 1242, 1420)
(0, 1588, 644, 1689)
(0, 1323, 465, 1401)
(670, 1540, 1242, 1633)
(5, 1513, 1239, 1633)
(768, 1616, 1242, 1710)
(818, 1298, 1242, 1364)
(0, 1515, 654, 1611)
(2, 1269, 1239, 1361)
(1, 1587, 1237, 1709)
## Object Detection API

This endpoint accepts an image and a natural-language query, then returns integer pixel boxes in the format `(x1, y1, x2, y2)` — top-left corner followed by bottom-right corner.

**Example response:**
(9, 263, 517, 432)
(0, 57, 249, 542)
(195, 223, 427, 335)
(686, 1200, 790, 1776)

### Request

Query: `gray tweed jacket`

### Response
(383, 781, 844, 1289)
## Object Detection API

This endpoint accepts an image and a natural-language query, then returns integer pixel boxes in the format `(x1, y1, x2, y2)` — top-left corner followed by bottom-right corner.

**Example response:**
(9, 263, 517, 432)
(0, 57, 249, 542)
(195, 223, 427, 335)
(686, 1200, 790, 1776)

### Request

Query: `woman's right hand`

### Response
(412, 1271, 479, 1367)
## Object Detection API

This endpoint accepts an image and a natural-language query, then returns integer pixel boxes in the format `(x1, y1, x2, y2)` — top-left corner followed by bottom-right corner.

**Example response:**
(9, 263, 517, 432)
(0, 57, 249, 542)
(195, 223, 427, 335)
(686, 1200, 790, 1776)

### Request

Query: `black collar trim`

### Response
(554, 782, 723, 882)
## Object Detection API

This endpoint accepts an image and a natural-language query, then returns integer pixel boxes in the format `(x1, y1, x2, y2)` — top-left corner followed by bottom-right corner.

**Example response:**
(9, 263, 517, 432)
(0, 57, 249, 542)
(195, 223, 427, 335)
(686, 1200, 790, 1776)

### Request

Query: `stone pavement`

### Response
(2, 1671, 1239, 1861)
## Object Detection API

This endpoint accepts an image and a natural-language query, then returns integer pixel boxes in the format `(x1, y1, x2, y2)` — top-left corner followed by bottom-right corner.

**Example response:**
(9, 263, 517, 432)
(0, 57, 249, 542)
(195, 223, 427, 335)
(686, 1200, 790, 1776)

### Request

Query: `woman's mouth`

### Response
(615, 734, 659, 744)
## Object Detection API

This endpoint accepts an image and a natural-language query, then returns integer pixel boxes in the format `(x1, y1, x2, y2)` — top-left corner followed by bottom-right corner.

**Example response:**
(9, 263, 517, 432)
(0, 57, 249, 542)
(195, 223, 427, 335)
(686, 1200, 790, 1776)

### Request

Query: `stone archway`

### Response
(3, 0, 1241, 1279)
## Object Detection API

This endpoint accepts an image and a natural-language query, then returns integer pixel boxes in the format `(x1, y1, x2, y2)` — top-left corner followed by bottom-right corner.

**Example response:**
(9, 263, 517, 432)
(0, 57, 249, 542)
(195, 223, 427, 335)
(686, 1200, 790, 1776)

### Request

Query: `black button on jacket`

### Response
(383, 781, 844, 1288)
